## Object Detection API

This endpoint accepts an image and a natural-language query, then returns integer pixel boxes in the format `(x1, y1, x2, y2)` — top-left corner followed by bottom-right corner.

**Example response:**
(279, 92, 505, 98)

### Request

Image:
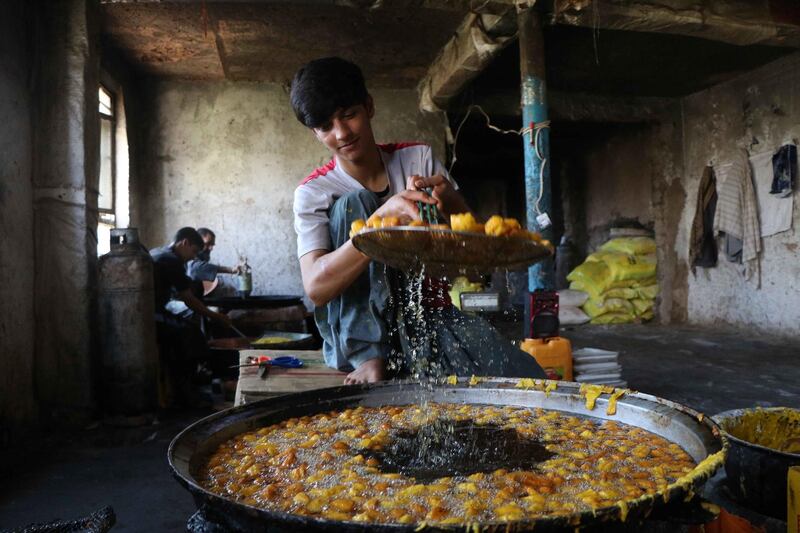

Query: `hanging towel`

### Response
(770, 144, 797, 197)
(713, 151, 761, 285)
(689, 166, 718, 273)
(750, 150, 793, 237)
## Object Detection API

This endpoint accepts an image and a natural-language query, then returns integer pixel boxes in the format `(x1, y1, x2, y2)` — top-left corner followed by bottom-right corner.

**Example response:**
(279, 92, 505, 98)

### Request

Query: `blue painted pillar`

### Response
(519, 7, 554, 292)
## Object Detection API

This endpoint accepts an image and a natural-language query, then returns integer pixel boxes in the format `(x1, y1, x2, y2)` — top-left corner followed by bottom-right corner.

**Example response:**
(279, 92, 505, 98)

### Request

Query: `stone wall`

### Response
(582, 123, 657, 250)
(574, 52, 800, 332)
(134, 81, 446, 303)
(678, 52, 800, 336)
(31, 0, 100, 424)
(0, 0, 37, 429)
(557, 116, 686, 322)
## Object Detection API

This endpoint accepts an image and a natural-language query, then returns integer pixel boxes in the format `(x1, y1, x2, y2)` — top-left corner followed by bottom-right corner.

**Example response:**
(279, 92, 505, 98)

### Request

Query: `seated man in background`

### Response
(186, 227, 240, 296)
(150, 227, 232, 406)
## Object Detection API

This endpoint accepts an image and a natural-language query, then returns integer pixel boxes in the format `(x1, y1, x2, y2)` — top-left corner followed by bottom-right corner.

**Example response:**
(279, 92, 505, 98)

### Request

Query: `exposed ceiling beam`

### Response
(99, 0, 512, 13)
(548, 91, 673, 123)
(553, 0, 800, 48)
(418, 4, 518, 112)
(451, 91, 673, 123)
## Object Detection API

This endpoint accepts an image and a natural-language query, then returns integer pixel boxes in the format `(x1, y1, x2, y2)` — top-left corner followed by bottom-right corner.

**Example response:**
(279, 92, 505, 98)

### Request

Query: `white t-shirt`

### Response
(293, 142, 455, 258)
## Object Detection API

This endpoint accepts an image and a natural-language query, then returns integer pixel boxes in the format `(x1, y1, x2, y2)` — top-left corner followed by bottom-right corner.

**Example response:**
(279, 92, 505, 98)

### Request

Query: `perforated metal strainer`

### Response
(351, 227, 552, 277)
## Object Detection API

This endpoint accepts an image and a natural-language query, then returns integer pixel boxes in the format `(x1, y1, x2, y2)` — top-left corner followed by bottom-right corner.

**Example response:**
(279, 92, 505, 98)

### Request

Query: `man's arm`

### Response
(300, 244, 370, 307)
(176, 289, 232, 328)
(216, 265, 240, 274)
(300, 189, 437, 307)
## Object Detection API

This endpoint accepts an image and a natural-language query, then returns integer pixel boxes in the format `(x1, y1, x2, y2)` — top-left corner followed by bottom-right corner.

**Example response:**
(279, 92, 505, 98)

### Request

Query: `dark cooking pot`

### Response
(169, 379, 726, 532)
(714, 407, 800, 520)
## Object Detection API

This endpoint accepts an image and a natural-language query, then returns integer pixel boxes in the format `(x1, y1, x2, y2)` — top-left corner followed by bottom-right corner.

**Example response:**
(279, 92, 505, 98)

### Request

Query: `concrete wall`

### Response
(559, 117, 687, 322)
(648, 104, 689, 324)
(135, 81, 446, 302)
(31, 0, 100, 424)
(0, 1, 37, 428)
(678, 52, 800, 336)
(582, 124, 656, 250)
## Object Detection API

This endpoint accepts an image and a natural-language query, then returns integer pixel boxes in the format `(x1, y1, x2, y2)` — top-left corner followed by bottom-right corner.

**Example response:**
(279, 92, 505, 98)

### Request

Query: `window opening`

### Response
(98, 85, 115, 255)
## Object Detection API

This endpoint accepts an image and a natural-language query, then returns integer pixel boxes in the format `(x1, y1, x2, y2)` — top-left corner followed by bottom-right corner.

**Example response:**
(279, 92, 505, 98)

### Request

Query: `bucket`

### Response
(713, 407, 800, 520)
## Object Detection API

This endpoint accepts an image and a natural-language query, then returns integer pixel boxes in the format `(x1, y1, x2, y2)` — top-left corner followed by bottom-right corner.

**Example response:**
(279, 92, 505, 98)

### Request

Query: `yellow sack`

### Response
(586, 251, 656, 283)
(583, 297, 635, 319)
(639, 310, 654, 322)
(571, 279, 637, 301)
(569, 281, 600, 300)
(591, 312, 636, 325)
(608, 279, 636, 289)
(600, 237, 656, 256)
(567, 261, 612, 297)
(637, 284, 659, 300)
(632, 277, 657, 288)
(637, 254, 657, 265)
(602, 287, 638, 300)
(632, 298, 654, 315)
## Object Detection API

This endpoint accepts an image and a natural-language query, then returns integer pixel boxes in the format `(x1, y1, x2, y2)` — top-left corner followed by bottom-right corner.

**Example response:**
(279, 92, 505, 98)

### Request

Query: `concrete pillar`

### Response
(518, 7, 554, 292)
(32, 0, 100, 424)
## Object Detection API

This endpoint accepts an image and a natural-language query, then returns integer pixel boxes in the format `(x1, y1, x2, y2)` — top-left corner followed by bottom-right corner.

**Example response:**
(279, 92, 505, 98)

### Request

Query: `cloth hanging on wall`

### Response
(689, 166, 718, 273)
(713, 151, 761, 286)
(770, 144, 797, 197)
(750, 150, 794, 237)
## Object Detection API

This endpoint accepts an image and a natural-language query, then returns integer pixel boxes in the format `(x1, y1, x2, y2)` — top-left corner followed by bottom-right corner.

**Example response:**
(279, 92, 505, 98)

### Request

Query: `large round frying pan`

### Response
(169, 379, 726, 532)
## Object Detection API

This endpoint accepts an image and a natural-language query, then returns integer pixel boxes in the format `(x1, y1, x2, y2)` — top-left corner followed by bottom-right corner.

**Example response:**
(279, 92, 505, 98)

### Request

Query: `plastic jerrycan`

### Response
(520, 337, 573, 381)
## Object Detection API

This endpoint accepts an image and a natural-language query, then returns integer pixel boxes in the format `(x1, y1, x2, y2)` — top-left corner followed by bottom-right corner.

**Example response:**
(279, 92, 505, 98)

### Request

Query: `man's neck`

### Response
(338, 145, 386, 191)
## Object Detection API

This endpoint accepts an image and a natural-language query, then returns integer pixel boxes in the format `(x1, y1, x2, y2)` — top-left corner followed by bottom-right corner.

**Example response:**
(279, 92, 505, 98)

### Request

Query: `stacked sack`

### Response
(566, 237, 659, 324)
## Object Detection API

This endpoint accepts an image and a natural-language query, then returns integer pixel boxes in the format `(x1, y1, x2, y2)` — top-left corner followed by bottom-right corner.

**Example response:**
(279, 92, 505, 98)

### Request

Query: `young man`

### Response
(150, 227, 232, 405)
(187, 228, 240, 283)
(150, 227, 232, 327)
(291, 57, 544, 384)
(185, 227, 240, 297)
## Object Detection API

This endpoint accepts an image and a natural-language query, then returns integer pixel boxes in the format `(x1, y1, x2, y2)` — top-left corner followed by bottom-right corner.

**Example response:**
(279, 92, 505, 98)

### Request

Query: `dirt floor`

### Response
(1, 322, 797, 531)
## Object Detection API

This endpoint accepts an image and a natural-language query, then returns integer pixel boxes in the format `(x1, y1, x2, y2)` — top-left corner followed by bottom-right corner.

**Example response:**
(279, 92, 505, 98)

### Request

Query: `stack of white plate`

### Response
(572, 347, 626, 387)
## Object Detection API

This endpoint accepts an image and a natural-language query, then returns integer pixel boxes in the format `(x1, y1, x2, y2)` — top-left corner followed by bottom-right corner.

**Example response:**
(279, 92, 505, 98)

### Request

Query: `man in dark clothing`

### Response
(150, 227, 232, 406)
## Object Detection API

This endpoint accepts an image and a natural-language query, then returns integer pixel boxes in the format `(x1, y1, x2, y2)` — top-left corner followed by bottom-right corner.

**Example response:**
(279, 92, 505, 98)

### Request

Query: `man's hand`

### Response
(213, 311, 233, 329)
(373, 189, 437, 222)
(178, 289, 233, 329)
(407, 174, 470, 217)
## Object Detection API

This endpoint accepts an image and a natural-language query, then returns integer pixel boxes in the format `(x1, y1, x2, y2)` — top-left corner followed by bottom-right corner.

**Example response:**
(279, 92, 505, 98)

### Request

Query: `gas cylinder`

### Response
(98, 228, 158, 416)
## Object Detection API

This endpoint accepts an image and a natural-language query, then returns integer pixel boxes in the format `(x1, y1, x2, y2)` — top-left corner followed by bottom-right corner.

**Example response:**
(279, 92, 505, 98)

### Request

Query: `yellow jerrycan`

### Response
(520, 337, 573, 381)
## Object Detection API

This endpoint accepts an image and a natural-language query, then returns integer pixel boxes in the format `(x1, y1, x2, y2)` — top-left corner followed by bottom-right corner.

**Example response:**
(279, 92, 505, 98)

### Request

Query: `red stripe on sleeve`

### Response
(300, 158, 336, 185)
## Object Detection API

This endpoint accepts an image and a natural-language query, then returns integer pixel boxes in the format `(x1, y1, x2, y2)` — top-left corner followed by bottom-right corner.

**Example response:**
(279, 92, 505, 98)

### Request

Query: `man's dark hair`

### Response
(172, 227, 203, 248)
(197, 227, 215, 239)
(290, 57, 368, 128)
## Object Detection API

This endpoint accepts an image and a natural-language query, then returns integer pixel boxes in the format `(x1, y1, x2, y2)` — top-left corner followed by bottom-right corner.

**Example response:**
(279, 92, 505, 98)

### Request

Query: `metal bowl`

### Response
(713, 407, 800, 519)
(203, 295, 303, 310)
(249, 331, 315, 350)
(169, 379, 726, 532)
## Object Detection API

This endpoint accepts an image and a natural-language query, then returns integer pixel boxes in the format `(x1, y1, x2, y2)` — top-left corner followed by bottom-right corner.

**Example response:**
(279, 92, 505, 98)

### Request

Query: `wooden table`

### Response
(234, 349, 347, 406)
